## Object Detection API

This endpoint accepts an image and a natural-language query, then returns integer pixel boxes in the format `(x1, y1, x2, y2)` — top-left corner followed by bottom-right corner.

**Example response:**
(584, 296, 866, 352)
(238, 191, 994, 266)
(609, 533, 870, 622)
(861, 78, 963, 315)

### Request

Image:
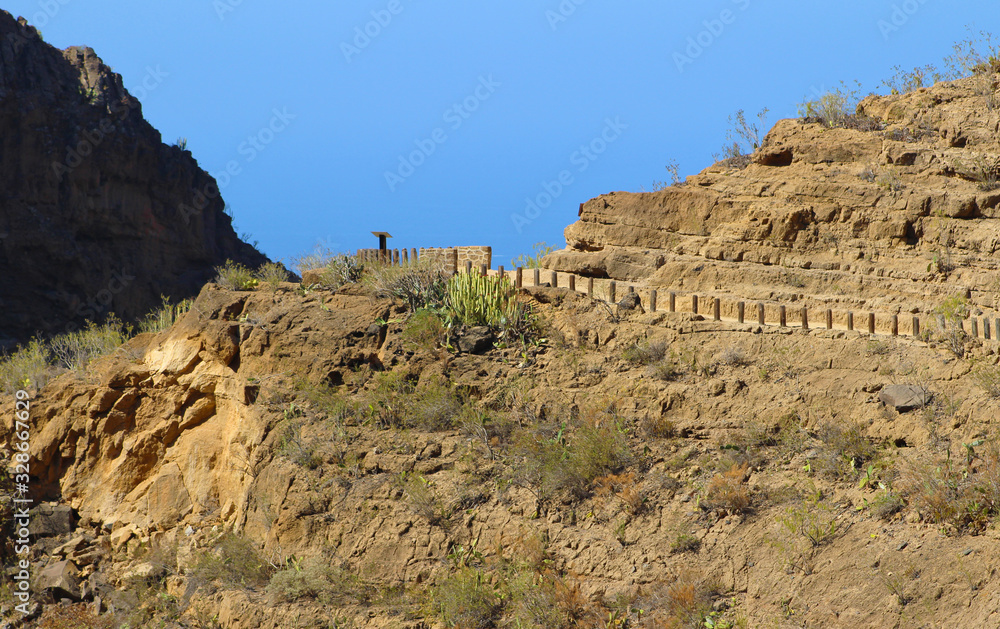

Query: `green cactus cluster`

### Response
(444, 272, 519, 328)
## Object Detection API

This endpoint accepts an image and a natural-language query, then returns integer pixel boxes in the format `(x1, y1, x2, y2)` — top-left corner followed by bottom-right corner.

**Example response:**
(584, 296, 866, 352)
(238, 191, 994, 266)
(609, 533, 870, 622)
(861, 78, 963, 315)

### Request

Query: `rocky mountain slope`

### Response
(0, 11, 266, 345)
(546, 73, 1000, 318)
(5, 275, 1000, 628)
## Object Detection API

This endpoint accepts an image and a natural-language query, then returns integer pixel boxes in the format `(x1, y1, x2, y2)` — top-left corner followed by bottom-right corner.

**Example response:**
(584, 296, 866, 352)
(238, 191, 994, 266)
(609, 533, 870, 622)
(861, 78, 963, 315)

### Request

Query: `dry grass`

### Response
(701, 463, 751, 514)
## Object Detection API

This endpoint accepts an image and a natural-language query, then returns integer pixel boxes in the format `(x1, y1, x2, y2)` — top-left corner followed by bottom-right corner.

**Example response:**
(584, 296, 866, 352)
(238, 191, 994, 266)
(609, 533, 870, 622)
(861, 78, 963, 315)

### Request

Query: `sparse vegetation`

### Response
(701, 462, 751, 514)
(48, 318, 130, 372)
(510, 241, 555, 269)
(255, 261, 290, 296)
(715, 108, 769, 168)
(365, 258, 447, 311)
(190, 531, 273, 590)
(267, 558, 370, 605)
(214, 259, 258, 290)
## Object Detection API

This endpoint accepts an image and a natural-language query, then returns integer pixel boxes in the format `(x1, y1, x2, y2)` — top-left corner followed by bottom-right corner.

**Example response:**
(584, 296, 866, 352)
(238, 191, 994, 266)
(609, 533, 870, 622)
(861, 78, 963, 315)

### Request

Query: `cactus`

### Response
(444, 273, 518, 328)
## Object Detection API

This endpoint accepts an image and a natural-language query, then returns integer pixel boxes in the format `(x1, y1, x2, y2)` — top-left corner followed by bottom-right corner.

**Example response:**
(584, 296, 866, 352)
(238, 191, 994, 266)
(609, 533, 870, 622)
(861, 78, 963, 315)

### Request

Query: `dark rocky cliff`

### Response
(0, 11, 267, 344)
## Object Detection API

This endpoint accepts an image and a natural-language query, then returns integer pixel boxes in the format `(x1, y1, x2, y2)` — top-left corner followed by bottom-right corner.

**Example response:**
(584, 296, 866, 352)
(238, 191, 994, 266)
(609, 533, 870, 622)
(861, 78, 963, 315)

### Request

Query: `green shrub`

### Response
(512, 415, 632, 502)
(434, 568, 501, 629)
(190, 531, 272, 589)
(139, 296, 193, 335)
(365, 259, 446, 311)
(402, 309, 447, 351)
(255, 262, 290, 295)
(813, 422, 880, 481)
(779, 497, 839, 547)
(973, 362, 1000, 399)
(510, 242, 555, 269)
(267, 558, 369, 605)
(409, 379, 464, 430)
(0, 339, 50, 393)
(365, 370, 415, 428)
(215, 260, 258, 291)
(622, 340, 667, 365)
(901, 442, 1000, 533)
(671, 533, 701, 554)
(798, 81, 881, 131)
(48, 318, 130, 372)
(932, 295, 970, 357)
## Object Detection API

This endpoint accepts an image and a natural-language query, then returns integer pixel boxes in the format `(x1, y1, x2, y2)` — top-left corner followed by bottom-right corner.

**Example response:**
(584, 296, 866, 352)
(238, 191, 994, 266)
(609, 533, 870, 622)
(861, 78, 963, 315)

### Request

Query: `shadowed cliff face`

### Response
(0, 11, 267, 344)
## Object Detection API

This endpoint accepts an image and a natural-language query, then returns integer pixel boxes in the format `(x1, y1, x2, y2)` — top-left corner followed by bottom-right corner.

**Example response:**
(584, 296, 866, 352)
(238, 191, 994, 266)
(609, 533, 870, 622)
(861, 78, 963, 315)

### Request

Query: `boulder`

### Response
(879, 385, 932, 412)
(29, 504, 74, 538)
(36, 560, 81, 601)
(456, 326, 495, 354)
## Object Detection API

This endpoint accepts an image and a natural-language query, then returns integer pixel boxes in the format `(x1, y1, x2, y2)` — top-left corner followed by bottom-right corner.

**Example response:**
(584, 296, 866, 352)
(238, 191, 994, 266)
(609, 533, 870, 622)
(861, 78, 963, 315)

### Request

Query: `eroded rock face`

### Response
(0, 11, 266, 343)
(547, 75, 1000, 315)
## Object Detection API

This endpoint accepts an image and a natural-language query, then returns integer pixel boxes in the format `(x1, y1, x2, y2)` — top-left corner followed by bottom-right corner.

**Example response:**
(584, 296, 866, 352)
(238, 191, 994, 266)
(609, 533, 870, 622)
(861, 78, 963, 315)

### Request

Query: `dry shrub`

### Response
(900, 442, 1000, 533)
(813, 422, 880, 481)
(622, 340, 668, 365)
(38, 604, 116, 629)
(701, 463, 751, 514)
(511, 412, 632, 503)
(434, 568, 501, 629)
(267, 557, 370, 605)
(594, 471, 646, 516)
(639, 571, 719, 629)
(409, 378, 464, 430)
(642, 414, 677, 439)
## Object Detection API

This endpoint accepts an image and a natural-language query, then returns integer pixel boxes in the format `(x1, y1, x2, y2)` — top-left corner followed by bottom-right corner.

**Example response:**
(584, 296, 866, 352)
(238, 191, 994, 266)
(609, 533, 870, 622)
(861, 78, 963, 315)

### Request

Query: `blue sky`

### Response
(7, 0, 997, 267)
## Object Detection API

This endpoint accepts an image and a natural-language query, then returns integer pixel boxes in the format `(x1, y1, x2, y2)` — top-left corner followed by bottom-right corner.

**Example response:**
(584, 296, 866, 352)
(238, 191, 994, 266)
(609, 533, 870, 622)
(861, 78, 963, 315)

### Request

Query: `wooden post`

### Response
(692, 295, 699, 315)
(650, 290, 658, 313)
(847, 312, 854, 332)
(478, 264, 486, 277)
(669, 292, 676, 313)
(713, 298, 721, 321)
(569, 275, 576, 291)
(515, 267, 523, 288)
(533, 268, 540, 286)
(551, 271, 558, 288)
(498, 265, 505, 280)
(466, 261, 473, 274)
(609, 281, 617, 303)
(450, 248, 459, 276)
(913, 316, 920, 338)
(972, 318, 979, 338)
(779, 305, 787, 327)
(411, 248, 418, 263)
(757, 303, 765, 325)
(402, 248, 409, 265)
(891, 315, 899, 337)
(802, 307, 809, 330)
(588, 277, 594, 298)
(737, 302, 745, 324)
(868, 313, 876, 335)
(985, 318, 992, 341)
(393, 249, 399, 265)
